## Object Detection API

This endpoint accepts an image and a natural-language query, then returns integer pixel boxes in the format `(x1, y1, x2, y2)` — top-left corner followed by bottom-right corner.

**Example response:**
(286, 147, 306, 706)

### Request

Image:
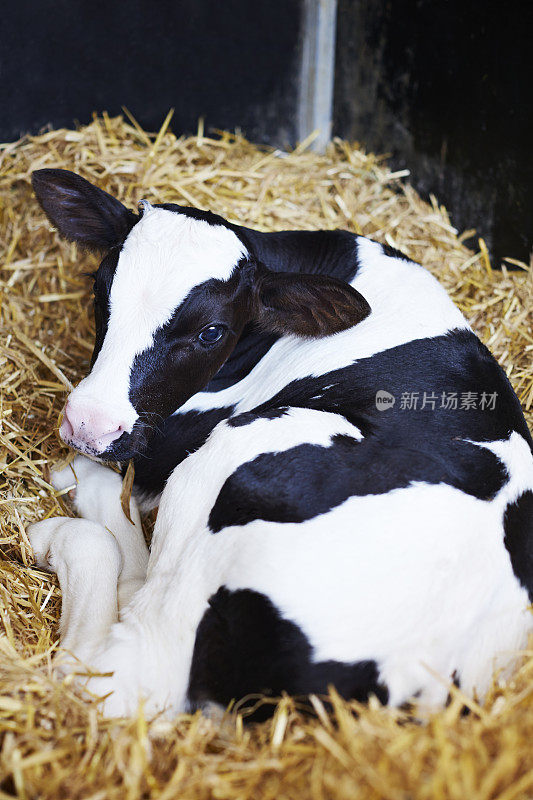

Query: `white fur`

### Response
(30, 516, 122, 667)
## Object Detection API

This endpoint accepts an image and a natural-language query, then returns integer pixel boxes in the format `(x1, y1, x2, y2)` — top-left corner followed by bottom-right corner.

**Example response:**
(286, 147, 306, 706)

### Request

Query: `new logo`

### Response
(375, 390, 396, 411)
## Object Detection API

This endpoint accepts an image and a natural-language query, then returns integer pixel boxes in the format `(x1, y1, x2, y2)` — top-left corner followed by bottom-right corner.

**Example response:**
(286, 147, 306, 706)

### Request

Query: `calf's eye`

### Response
(198, 324, 226, 345)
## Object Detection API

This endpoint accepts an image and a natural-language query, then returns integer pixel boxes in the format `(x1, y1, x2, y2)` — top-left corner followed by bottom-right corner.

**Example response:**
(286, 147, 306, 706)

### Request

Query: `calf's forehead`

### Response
(109, 205, 247, 332)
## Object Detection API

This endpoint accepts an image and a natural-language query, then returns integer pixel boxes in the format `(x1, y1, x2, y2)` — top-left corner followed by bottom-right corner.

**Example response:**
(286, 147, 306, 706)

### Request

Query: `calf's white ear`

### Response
(32, 169, 137, 252)
(255, 269, 371, 337)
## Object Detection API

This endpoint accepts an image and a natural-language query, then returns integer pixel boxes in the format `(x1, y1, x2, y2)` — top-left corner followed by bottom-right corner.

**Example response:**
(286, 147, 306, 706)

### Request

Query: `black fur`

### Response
(208, 430, 507, 533)
(379, 242, 413, 262)
(106, 268, 256, 461)
(187, 586, 389, 720)
(227, 407, 290, 427)
(248, 327, 531, 448)
(204, 325, 279, 392)
(153, 202, 231, 228)
(90, 247, 120, 366)
(503, 491, 533, 602)
(130, 407, 234, 500)
(234, 227, 362, 281)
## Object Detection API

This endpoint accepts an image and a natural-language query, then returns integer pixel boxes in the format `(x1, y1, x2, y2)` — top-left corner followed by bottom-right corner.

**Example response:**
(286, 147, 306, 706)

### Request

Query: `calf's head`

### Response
(32, 169, 370, 461)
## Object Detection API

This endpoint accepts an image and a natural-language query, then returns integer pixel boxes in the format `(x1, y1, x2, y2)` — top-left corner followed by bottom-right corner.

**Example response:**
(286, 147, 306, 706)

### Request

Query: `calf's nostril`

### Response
(60, 406, 74, 438)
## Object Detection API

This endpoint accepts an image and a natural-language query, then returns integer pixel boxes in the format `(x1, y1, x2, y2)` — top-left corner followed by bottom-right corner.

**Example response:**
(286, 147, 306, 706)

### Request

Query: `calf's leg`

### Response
(28, 516, 122, 667)
(51, 455, 149, 608)
(28, 455, 150, 670)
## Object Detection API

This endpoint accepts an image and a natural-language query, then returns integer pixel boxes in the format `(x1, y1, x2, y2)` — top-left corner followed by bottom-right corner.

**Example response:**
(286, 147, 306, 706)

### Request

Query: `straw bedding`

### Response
(0, 112, 532, 800)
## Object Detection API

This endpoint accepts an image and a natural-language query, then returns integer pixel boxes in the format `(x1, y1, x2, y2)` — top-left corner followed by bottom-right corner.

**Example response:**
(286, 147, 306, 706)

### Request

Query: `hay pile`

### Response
(0, 112, 532, 799)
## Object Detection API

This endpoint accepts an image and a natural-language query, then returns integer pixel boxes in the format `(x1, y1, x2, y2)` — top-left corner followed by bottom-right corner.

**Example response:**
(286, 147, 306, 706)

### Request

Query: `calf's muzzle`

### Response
(60, 397, 129, 455)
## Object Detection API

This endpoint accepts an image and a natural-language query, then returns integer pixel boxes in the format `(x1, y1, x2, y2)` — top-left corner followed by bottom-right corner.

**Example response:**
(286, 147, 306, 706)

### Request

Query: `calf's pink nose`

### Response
(60, 399, 127, 453)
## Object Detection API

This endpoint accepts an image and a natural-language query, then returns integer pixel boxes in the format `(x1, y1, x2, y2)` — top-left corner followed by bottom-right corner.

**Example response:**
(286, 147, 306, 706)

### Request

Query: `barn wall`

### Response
(1, 0, 530, 262)
(0, 0, 302, 148)
(333, 0, 532, 263)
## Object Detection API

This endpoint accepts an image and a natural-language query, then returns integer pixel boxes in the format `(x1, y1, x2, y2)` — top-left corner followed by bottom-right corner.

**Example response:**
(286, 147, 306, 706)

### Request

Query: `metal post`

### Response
(298, 0, 338, 152)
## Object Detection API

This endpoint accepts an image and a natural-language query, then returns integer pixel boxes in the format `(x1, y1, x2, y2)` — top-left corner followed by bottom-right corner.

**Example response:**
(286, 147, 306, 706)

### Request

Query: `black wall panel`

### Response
(0, 0, 302, 147)
(1, 0, 530, 262)
(334, 0, 532, 263)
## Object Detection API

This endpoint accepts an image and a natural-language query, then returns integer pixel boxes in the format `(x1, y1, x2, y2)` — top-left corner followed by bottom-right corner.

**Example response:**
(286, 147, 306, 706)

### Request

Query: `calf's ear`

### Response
(32, 169, 137, 251)
(255, 269, 371, 337)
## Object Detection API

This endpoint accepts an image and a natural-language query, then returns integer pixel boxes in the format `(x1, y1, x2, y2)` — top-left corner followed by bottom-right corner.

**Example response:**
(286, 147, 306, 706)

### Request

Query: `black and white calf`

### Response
(28, 169, 533, 718)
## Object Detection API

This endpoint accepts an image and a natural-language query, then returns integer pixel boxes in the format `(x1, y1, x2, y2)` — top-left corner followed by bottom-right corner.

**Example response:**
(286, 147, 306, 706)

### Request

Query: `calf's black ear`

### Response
(32, 169, 137, 251)
(255, 269, 371, 337)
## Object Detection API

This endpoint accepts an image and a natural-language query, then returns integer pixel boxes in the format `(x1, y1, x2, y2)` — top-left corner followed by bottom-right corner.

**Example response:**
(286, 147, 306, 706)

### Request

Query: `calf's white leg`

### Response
(51, 455, 149, 607)
(28, 455, 150, 670)
(28, 516, 122, 667)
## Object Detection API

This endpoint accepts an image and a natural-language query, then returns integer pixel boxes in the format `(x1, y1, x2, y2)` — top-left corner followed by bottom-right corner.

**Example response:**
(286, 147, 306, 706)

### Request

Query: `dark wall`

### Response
(1, 0, 531, 262)
(334, 0, 533, 263)
(0, 0, 302, 148)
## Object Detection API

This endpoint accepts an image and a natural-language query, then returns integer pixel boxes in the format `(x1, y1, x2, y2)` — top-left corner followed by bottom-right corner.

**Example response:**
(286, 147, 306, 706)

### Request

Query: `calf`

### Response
(28, 169, 533, 718)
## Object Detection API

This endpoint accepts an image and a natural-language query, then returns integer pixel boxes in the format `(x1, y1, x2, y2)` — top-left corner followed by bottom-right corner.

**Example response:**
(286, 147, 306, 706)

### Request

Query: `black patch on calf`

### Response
(503, 491, 533, 601)
(208, 432, 507, 532)
(154, 203, 231, 228)
(125, 271, 254, 431)
(204, 325, 279, 392)
(380, 242, 413, 262)
(187, 586, 388, 720)
(228, 407, 289, 427)
(252, 328, 532, 448)
(90, 247, 120, 366)
(130, 407, 235, 500)
(127, 328, 280, 497)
